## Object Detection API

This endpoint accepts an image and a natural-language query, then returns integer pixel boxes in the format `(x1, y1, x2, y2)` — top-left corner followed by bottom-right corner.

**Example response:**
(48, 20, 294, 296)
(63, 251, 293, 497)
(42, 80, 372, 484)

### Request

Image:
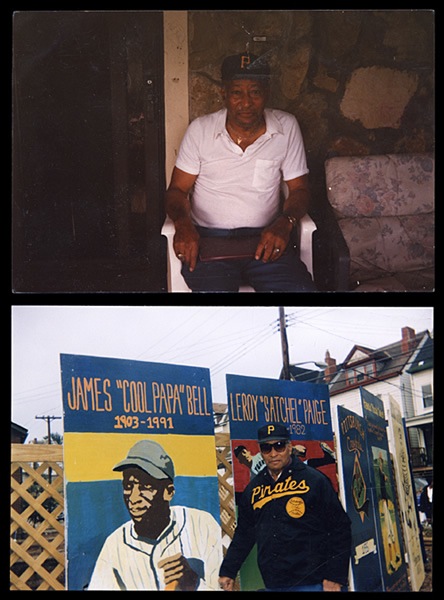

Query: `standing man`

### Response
(419, 479, 433, 525)
(88, 440, 222, 591)
(219, 423, 352, 592)
(165, 52, 316, 292)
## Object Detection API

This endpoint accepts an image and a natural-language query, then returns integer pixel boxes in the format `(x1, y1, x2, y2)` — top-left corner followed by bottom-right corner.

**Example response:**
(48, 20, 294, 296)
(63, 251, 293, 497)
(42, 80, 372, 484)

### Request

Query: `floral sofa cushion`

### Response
(326, 153, 434, 218)
(325, 153, 434, 291)
(340, 213, 434, 276)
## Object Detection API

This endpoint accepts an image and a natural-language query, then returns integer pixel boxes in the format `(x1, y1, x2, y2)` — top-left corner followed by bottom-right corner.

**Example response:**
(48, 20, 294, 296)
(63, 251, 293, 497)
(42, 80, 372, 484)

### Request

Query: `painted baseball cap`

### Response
(113, 439, 175, 480)
(221, 53, 271, 81)
(293, 444, 307, 456)
(257, 422, 290, 442)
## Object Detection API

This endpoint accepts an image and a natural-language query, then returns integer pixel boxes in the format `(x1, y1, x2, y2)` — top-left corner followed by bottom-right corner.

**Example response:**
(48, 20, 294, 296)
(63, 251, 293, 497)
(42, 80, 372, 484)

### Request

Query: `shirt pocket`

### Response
(252, 159, 281, 192)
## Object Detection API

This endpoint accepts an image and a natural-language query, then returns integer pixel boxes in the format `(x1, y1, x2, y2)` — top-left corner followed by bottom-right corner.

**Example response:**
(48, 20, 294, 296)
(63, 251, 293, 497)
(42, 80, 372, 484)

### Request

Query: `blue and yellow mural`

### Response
(61, 354, 222, 591)
(337, 405, 381, 591)
(361, 388, 409, 592)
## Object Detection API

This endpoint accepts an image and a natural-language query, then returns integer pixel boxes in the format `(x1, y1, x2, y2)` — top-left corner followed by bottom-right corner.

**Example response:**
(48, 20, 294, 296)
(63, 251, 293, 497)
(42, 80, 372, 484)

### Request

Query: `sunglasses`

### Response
(259, 440, 288, 454)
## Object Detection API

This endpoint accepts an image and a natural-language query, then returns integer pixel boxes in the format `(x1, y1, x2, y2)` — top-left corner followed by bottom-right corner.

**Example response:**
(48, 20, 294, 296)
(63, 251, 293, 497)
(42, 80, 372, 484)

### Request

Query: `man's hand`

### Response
(255, 216, 293, 263)
(218, 576, 235, 591)
(323, 579, 343, 592)
(158, 553, 200, 591)
(173, 219, 200, 272)
(165, 167, 199, 271)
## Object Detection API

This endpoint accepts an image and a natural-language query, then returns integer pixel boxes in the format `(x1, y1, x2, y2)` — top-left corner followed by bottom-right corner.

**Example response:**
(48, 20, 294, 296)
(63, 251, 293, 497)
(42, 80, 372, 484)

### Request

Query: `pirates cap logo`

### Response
(240, 54, 251, 69)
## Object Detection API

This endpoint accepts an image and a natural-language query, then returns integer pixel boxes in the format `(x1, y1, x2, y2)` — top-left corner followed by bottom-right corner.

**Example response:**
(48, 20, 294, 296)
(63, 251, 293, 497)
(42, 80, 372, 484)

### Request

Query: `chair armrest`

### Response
(161, 216, 192, 292)
(312, 203, 350, 291)
(296, 213, 317, 278)
(161, 215, 175, 237)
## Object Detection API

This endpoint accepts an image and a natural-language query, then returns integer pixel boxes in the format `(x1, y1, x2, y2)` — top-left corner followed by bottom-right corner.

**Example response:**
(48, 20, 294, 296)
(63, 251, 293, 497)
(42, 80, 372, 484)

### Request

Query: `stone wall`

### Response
(188, 10, 434, 210)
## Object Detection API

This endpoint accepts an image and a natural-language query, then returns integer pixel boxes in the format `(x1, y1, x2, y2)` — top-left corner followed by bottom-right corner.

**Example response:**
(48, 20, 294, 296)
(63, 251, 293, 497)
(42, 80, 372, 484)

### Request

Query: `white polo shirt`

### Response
(175, 108, 309, 229)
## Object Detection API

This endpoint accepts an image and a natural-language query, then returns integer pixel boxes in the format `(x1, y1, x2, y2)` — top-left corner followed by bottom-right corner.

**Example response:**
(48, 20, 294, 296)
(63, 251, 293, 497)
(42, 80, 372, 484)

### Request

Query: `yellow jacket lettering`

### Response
(251, 476, 310, 510)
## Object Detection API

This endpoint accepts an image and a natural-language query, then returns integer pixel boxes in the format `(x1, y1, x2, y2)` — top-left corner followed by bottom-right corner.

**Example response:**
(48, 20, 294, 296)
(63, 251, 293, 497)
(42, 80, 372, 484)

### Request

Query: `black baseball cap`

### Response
(221, 53, 271, 82)
(257, 422, 290, 442)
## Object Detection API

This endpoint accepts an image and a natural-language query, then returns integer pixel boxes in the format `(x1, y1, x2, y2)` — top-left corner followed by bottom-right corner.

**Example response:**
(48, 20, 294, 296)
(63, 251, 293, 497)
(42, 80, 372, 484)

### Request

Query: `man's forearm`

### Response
(165, 189, 193, 224)
(282, 187, 310, 221)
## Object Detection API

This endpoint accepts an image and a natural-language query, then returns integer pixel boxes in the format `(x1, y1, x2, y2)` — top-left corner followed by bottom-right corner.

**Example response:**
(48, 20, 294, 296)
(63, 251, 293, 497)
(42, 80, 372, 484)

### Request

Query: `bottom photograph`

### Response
(11, 305, 433, 591)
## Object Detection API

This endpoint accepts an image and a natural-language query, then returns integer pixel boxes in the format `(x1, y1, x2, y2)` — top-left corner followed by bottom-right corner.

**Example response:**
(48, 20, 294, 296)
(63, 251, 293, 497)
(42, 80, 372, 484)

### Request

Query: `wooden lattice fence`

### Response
(216, 433, 236, 554)
(10, 436, 236, 591)
(10, 444, 65, 591)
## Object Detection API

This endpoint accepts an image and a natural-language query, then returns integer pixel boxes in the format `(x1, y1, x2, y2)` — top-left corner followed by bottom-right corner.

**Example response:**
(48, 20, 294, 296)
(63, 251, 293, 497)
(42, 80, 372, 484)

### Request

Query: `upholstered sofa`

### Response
(323, 153, 434, 291)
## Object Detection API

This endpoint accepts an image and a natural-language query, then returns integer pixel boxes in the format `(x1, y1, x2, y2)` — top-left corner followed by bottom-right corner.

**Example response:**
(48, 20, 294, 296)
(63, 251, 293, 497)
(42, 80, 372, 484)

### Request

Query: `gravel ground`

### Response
(419, 540, 433, 592)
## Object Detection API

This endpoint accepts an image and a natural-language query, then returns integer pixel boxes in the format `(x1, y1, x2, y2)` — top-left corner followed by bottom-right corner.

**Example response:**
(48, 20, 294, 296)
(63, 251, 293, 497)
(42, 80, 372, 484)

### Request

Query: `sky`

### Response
(11, 304, 433, 441)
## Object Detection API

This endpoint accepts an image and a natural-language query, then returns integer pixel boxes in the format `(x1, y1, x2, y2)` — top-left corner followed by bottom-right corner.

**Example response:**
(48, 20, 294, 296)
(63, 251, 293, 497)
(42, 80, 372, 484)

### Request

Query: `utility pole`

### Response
(279, 307, 291, 380)
(35, 415, 61, 444)
(35, 415, 61, 484)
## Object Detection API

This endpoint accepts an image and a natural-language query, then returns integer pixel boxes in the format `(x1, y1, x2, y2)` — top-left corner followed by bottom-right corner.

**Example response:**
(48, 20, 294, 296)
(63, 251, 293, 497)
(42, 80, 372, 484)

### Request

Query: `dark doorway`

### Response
(13, 11, 166, 292)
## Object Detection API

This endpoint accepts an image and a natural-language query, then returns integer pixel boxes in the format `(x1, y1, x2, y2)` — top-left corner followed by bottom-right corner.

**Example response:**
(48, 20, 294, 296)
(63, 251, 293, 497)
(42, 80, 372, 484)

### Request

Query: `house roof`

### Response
(11, 421, 29, 443)
(284, 365, 325, 385)
(329, 330, 431, 395)
(342, 344, 388, 365)
(407, 336, 433, 374)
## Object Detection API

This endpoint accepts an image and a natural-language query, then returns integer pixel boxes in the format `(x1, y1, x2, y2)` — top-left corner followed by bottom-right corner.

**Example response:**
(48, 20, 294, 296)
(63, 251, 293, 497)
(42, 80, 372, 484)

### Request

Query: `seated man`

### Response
(165, 52, 316, 292)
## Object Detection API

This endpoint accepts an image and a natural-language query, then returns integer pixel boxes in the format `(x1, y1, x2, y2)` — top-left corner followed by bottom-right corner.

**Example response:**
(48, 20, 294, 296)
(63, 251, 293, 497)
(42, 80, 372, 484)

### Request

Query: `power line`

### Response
(135, 307, 225, 361)
(165, 319, 268, 365)
(210, 324, 276, 376)
(160, 308, 278, 367)
(13, 388, 61, 406)
(285, 308, 432, 353)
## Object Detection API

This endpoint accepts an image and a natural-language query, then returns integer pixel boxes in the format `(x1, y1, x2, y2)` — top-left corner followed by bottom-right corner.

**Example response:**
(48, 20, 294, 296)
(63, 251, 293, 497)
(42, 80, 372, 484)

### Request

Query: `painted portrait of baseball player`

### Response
(88, 439, 222, 591)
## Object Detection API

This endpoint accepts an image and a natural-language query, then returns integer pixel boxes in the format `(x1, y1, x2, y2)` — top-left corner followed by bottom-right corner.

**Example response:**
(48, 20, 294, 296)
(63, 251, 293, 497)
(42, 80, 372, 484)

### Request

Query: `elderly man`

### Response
(219, 422, 351, 592)
(165, 53, 316, 292)
(88, 439, 222, 591)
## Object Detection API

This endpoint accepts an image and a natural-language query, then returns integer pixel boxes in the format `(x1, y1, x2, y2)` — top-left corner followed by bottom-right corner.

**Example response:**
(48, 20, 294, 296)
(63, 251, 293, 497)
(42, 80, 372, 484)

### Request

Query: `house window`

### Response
(347, 370, 356, 385)
(345, 360, 377, 387)
(366, 362, 376, 379)
(422, 384, 433, 408)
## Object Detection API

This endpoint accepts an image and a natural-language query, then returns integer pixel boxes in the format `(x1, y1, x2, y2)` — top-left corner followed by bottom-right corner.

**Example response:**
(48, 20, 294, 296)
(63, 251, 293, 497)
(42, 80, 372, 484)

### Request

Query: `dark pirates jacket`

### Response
(219, 455, 352, 589)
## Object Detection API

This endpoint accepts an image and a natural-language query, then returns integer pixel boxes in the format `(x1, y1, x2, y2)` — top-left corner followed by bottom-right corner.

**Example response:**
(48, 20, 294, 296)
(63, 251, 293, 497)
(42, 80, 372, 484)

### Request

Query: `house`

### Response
(11, 422, 28, 444)
(284, 326, 433, 481)
(326, 326, 433, 478)
(404, 335, 433, 475)
(11, 422, 29, 519)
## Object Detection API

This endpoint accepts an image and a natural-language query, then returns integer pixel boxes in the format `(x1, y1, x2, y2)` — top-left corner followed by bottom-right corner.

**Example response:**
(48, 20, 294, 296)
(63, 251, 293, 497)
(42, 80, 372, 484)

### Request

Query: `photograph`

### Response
(11, 8, 434, 593)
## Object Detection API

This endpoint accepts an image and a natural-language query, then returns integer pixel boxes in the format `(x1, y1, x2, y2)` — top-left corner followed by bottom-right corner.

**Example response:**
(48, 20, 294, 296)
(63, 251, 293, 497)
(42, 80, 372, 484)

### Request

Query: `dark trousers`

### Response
(181, 227, 317, 292)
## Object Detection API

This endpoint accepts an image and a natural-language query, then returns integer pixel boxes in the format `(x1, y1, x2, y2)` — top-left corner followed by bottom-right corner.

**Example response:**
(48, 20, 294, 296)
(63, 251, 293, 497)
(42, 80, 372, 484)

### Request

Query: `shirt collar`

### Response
(264, 109, 284, 136)
(214, 108, 283, 139)
(214, 108, 228, 138)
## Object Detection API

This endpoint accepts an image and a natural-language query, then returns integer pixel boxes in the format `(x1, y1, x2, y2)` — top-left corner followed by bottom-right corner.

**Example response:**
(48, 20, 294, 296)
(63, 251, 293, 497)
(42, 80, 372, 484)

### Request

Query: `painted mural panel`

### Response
(226, 374, 337, 590)
(361, 387, 409, 592)
(337, 405, 382, 591)
(387, 395, 425, 590)
(61, 353, 222, 591)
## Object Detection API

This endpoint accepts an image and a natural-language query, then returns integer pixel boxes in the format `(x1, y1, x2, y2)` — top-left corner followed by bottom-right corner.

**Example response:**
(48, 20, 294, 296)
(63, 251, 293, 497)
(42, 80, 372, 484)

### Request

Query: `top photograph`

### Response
(12, 10, 435, 293)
